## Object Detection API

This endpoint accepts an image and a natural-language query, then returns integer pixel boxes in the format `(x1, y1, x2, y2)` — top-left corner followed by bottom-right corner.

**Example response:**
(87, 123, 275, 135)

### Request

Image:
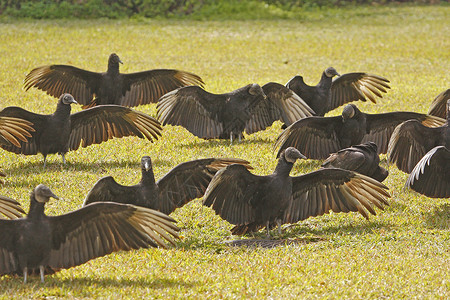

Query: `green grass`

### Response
(0, 5, 449, 299)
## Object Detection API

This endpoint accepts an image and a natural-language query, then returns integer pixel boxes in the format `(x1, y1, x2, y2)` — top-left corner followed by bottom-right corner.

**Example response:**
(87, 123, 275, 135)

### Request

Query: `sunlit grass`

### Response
(0, 6, 449, 299)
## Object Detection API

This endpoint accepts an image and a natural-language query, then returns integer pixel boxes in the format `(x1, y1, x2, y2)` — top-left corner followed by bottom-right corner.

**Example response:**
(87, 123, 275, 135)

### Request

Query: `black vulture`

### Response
(285, 67, 391, 116)
(157, 83, 314, 142)
(275, 104, 444, 160)
(0, 115, 35, 147)
(0, 94, 162, 167)
(321, 142, 388, 182)
(428, 89, 450, 119)
(83, 156, 252, 215)
(0, 184, 179, 283)
(405, 146, 449, 198)
(203, 147, 390, 236)
(388, 99, 449, 173)
(0, 195, 25, 219)
(24, 53, 205, 108)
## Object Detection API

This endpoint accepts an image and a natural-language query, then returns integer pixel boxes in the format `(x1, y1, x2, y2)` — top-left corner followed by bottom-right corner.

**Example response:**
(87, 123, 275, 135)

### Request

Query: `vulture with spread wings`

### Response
(24, 53, 205, 108)
(0, 184, 179, 283)
(285, 67, 391, 116)
(157, 83, 314, 142)
(0, 94, 162, 167)
(275, 104, 444, 159)
(388, 99, 449, 173)
(84, 156, 251, 215)
(203, 147, 390, 236)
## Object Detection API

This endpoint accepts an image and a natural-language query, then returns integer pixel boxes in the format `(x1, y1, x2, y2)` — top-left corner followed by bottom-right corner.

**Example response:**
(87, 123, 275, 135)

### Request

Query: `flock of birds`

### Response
(0, 53, 448, 283)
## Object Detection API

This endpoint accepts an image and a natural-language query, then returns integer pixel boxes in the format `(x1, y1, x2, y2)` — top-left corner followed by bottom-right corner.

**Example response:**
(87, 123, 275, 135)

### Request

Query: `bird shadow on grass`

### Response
(214, 219, 392, 249)
(179, 137, 273, 150)
(3, 158, 174, 176)
(424, 203, 450, 229)
(1, 276, 198, 292)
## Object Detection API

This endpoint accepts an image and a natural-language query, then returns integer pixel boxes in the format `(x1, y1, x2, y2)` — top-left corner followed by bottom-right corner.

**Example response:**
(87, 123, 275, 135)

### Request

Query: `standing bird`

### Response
(0, 94, 162, 167)
(405, 146, 449, 198)
(157, 83, 314, 142)
(428, 89, 450, 119)
(286, 67, 391, 116)
(321, 142, 388, 182)
(0, 184, 179, 283)
(0, 115, 35, 147)
(24, 53, 205, 108)
(203, 147, 390, 236)
(0, 195, 25, 219)
(275, 104, 444, 159)
(388, 99, 450, 173)
(84, 156, 252, 215)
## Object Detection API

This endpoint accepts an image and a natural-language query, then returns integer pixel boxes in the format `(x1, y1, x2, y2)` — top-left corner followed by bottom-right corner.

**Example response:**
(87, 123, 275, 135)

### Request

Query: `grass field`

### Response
(0, 5, 449, 299)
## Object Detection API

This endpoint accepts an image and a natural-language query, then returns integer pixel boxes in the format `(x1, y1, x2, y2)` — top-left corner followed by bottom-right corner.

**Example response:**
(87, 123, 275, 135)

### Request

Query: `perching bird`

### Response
(321, 142, 388, 182)
(0, 195, 25, 219)
(0, 184, 179, 283)
(405, 146, 449, 198)
(428, 89, 450, 119)
(84, 156, 252, 215)
(203, 147, 390, 236)
(157, 83, 314, 142)
(0, 115, 35, 147)
(275, 104, 444, 160)
(24, 53, 205, 108)
(286, 67, 391, 116)
(0, 94, 162, 167)
(388, 99, 449, 173)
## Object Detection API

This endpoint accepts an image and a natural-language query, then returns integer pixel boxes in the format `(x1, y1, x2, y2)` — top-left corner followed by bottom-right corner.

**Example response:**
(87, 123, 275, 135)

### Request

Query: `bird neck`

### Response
(54, 101, 72, 116)
(318, 72, 332, 88)
(27, 192, 46, 219)
(108, 60, 120, 75)
(140, 169, 156, 185)
(273, 157, 294, 176)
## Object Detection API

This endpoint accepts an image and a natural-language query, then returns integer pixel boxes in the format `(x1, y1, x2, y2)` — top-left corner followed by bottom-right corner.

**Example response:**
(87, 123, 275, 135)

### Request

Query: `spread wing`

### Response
(47, 203, 179, 270)
(283, 169, 390, 223)
(157, 86, 225, 139)
(244, 83, 315, 134)
(120, 69, 205, 107)
(387, 120, 444, 173)
(83, 176, 139, 207)
(24, 65, 101, 105)
(330, 73, 390, 111)
(68, 105, 162, 150)
(0, 106, 48, 155)
(428, 89, 449, 119)
(362, 112, 444, 154)
(0, 116, 35, 148)
(406, 146, 450, 198)
(203, 164, 266, 226)
(0, 195, 25, 219)
(156, 158, 252, 215)
(274, 116, 343, 159)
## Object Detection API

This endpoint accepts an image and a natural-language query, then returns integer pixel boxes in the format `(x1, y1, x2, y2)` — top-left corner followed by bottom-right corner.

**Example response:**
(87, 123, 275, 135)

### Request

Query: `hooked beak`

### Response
(144, 161, 151, 171)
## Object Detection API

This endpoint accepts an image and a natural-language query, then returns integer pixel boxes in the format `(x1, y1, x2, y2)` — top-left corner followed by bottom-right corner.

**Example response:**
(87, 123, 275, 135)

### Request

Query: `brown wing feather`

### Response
(0, 195, 25, 219)
(330, 73, 390, 111)
(121, 69, 205, 106)
(284, 169, 390, 223)
(24, 65, 101, 105)
(47, 203, 179, 270)
(68, 105, 162, 151)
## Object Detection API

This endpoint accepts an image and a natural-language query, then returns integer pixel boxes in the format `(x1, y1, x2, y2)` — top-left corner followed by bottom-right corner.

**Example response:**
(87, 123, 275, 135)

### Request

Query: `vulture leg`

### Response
(23, 267, 28, 284)
(230, 132, 234, 144)
(40, 265, 45, 283)
(61, 153, 66, 165)
(238, 133, 242, 143)
(43, 155, 47, 169)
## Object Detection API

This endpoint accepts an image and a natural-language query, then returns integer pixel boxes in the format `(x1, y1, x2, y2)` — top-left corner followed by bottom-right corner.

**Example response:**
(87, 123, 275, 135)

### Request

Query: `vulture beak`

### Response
(144, 160, 151, 172)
